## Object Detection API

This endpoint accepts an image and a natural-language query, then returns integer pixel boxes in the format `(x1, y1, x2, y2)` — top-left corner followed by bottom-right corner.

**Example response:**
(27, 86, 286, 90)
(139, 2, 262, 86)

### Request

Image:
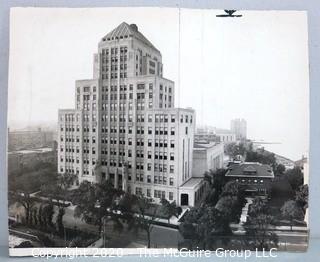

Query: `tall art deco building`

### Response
(58, 22, 199, 206)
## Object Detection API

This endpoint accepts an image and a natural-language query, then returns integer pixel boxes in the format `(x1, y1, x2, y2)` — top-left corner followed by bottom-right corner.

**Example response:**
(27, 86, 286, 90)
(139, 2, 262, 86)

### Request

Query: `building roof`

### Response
(193, 141, 220, 149)
(180, 178, 204, 189)
(101, 22, 160, 53)
(225, 162, 274, 178)
(8, 147, 53, 155)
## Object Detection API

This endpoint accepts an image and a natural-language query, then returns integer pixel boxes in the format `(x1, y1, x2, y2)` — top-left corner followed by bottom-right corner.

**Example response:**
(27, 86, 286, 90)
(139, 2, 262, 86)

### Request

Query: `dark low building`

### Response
(225, 162, 274, 196)
(8, 128, 55, 152)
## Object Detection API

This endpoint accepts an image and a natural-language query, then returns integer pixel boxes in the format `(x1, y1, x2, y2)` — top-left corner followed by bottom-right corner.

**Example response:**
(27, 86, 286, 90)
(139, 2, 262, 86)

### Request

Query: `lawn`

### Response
(9, 163, 57, 194)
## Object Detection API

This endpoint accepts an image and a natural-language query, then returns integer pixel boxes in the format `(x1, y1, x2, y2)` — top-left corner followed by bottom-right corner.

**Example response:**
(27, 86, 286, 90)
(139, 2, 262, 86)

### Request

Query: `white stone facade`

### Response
(58, 22, 197, 206)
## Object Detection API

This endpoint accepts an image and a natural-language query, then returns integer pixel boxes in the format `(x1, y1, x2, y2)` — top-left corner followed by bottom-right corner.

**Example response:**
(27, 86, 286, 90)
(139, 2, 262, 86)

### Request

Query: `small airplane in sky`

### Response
(216, 10, 242, 18)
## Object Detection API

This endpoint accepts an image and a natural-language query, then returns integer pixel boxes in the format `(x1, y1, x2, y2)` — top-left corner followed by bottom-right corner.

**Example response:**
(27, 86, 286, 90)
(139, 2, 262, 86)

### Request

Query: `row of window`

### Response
(101, 46, 128, 55)
(101, 55, 128, 64)
(60, 126, 97, 133)
(99, 149, 175, 160)
(134, 174, 174, 185)
(236, 178, 265, 184)
(101, 73, 127, 79)
(77, 86, 97, 93)
(101, 64, 128, 71)
(60, 167, 80, 175)
(135, 188, 174, 200)
(60, 114, 80, 122)
(76, 82, 172, 97)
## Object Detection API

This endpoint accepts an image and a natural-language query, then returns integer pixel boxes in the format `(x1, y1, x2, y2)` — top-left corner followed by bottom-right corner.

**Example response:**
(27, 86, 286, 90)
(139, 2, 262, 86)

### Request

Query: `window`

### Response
(170, 165, 174, 173)
(170, 177, 174, 186)
(148, 127, 152, 135)
(171, 127, 175, 135)
(170, 153, 174, 161)
(164, 152, 168, 160)
(164, 115, 168, 123)
(148, 115, 152, 122)
(135, 187, 142, 195)
(154, 190, 165, 199)
(170, 140, 175, 148)
(147, 175, 151, 183)
(147, 189, 151, 197)
(169, 192, 173, 200)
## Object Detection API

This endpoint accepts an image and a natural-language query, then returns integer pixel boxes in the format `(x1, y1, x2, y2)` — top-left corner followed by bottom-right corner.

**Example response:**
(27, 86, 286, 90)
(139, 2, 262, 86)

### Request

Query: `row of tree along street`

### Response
(10, 171, 182, 248)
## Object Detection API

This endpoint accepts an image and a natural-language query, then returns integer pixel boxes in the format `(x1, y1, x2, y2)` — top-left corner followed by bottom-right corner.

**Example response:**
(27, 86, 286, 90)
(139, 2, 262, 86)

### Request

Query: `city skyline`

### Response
(8, 8, 309, 160)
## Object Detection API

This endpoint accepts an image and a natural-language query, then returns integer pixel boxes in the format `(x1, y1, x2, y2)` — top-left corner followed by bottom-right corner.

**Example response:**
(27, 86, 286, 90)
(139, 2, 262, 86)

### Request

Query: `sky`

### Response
(8, 8, 309, 160)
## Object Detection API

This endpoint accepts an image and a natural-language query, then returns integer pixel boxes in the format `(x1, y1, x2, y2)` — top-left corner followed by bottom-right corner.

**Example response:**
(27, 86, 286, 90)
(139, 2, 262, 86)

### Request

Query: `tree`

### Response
(248, 197, 267, 217)
(56, 207, 66, 236)
(38, 205, 44, 228)
(281, 200, 305, 230)
(11, 192, 36, 224)
(42, 203, 55, 230)
(132, 195, 159, 248)
(244, 214, 278, 250)
(205, 169, 226, 190)
(275, 164, 286, 175)
(179, 206, 232, 250)
(31, 207, 38, 226)
(55, 172, 76, 236)
(117, 193, 137, 222)
(244, 196, 278, 250)
(295, 184, 308, 212)
(160, 199, 182, 224)
(285, 167, 304, 191)
(218, 181, 245, 222)
(41, 172, 76, 237)
(245, 150, 276, 168)
(179, 206, 209, 249)
(73, 180, 123, 233)
(225, 142, 246, 159)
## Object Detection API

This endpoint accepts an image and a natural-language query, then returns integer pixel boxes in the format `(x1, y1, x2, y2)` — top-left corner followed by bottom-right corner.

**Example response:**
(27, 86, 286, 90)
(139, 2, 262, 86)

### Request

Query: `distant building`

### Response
(225, 162, 274, 196)
(192, 141, 224, 177)
(8, 128, 55, 152)
(194, 126, 216, 143)
(230, 118, 247, 140)
(215, 128, 236, 144)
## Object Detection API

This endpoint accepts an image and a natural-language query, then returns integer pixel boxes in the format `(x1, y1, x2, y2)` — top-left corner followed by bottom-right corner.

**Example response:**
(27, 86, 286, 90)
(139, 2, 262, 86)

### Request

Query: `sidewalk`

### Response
(231, 223, 308, 232)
